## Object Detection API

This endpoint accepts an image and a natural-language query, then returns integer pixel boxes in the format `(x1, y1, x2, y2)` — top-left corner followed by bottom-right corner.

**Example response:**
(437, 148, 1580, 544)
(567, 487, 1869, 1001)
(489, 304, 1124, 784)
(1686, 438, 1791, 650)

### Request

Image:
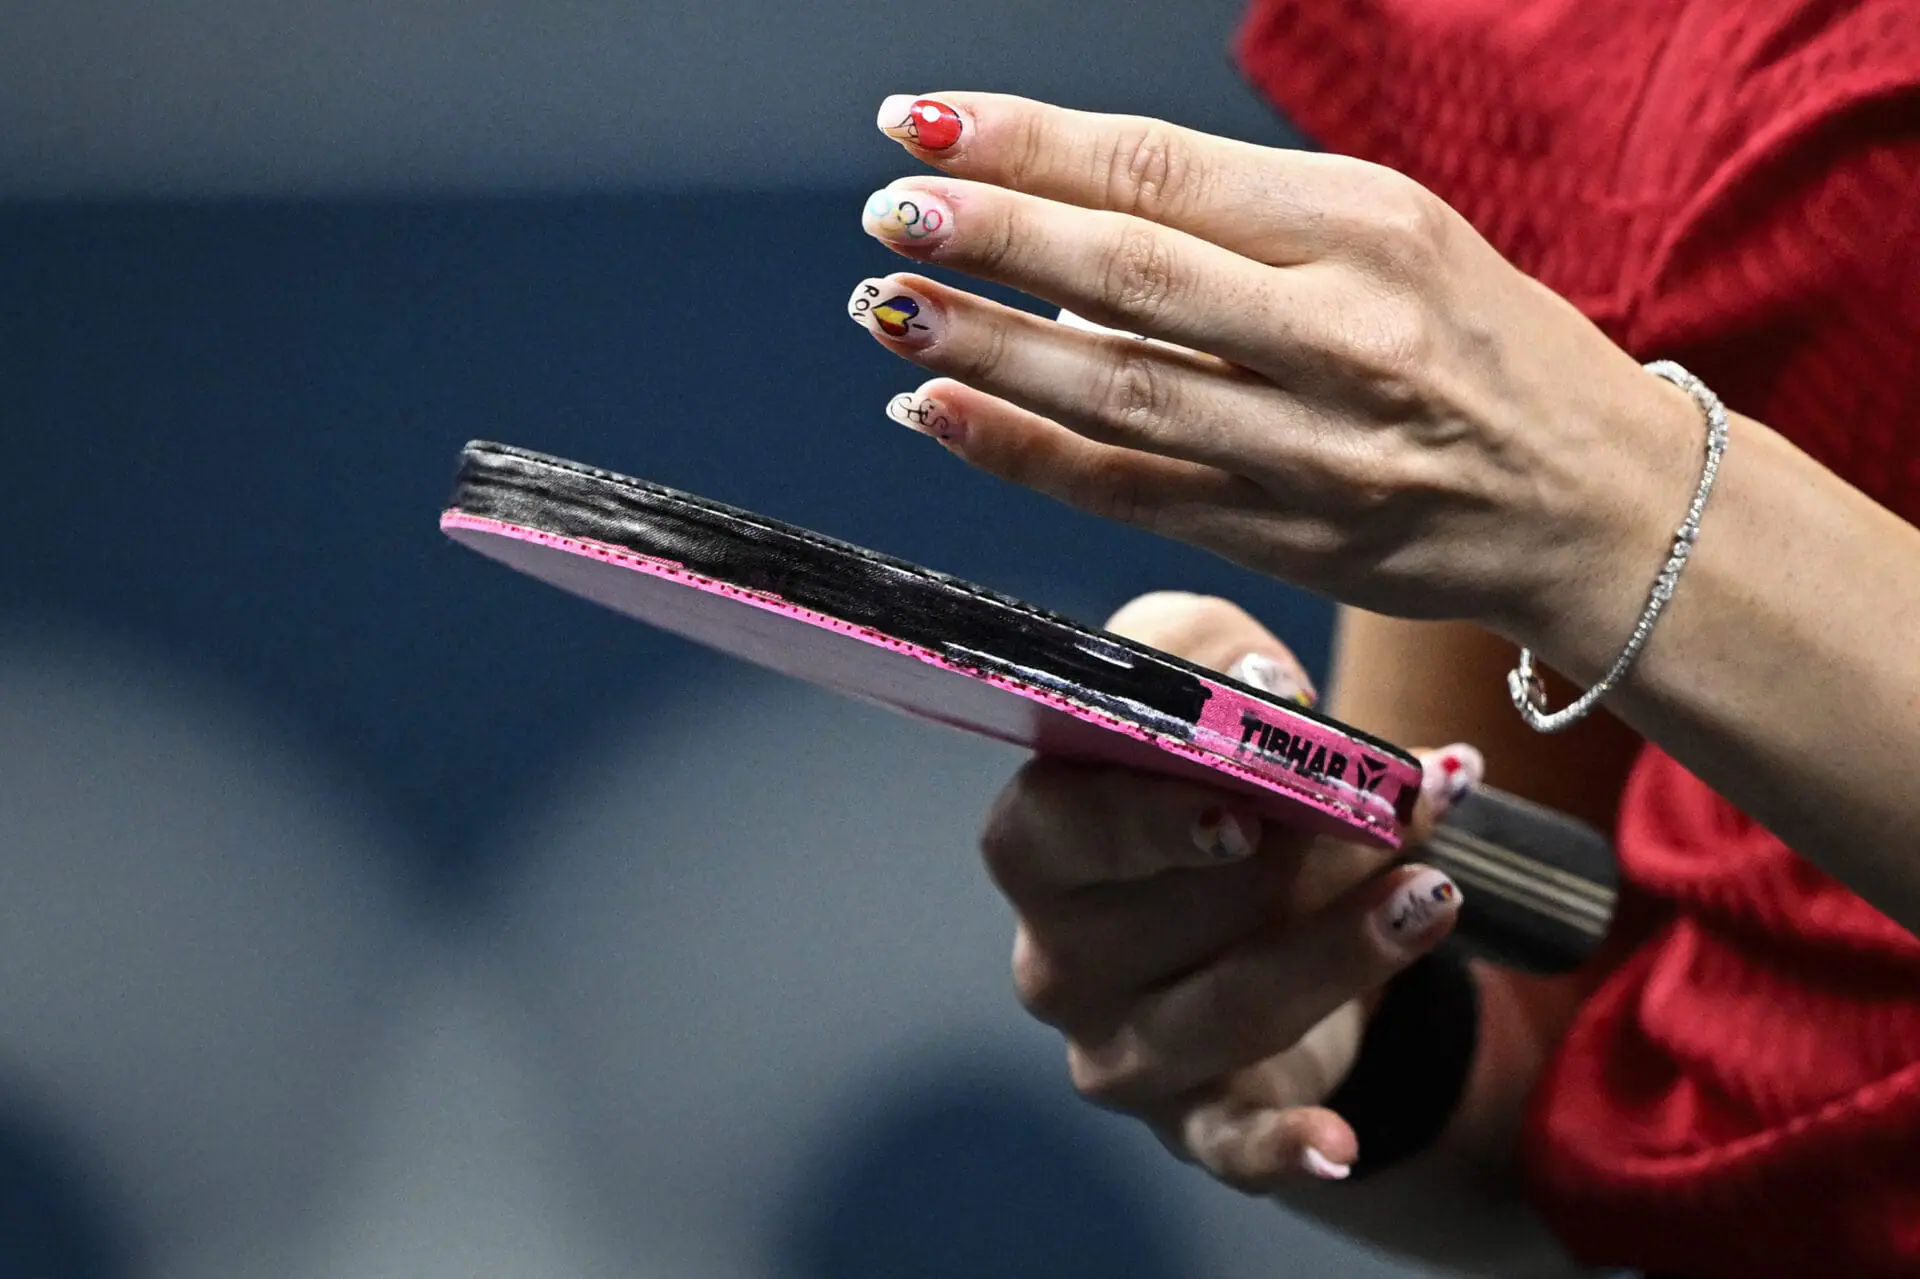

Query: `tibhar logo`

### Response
(1237, 711, 1390, 794)
(1352, 754, 1389, 794)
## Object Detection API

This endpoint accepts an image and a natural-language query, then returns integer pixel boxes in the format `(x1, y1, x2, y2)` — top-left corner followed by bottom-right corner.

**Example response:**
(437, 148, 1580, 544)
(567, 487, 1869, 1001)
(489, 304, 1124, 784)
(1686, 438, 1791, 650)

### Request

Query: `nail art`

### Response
(848, 278, 938, 343)
(1419, 744, 1486, 814)
(1301, 1147, 1352, 1181)
(877, 95, 964, 150)
(1192, 807, 1255, 860)
(1372, 868, 1462, 954)
(1227, 651, 1316, 707)
(863, 188, 954, 247)
(886, 391, 965, 443)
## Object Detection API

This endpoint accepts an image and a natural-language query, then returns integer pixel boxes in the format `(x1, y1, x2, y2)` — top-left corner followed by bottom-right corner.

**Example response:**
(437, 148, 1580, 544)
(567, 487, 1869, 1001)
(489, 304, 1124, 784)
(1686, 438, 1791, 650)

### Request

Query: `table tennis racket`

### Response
(441, 441, 1614, 972)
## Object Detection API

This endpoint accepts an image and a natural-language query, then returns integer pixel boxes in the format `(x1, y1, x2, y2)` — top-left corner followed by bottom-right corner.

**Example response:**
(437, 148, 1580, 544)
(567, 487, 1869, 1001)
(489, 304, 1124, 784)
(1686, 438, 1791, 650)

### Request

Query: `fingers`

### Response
(849, 273, 1307, 476)
(1067, 863, 1462, 1107)
(883, 378, 1258, 541)
(1009, 859, 1295, 1024)
(860, 178, 1308, 376)
(1178, 1099, 1361, 1189)
(872, 91, 1367, 264)
(981, 761, 1280, 897)
(1409, 743, 1487, 844)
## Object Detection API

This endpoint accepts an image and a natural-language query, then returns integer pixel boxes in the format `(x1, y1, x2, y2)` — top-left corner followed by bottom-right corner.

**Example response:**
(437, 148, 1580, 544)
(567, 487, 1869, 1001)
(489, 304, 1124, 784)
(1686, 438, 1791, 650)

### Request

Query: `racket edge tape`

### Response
(439, 440, 1616, 971)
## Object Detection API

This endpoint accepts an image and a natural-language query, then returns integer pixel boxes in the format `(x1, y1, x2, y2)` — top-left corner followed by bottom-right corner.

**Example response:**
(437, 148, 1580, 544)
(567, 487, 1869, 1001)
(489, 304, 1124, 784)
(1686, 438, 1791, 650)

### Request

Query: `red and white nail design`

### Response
(863, 187, 954, 248)
(886, 390, 965, 443)
(1419, 744, 1485, 817)
(848, 278, 940, 345)
(877, 95, 964, 150)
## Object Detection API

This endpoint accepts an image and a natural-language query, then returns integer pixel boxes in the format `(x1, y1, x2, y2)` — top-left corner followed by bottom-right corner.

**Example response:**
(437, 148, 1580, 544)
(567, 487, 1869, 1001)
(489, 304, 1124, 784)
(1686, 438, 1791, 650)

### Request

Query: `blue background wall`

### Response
(0, 8, 1458, 1274)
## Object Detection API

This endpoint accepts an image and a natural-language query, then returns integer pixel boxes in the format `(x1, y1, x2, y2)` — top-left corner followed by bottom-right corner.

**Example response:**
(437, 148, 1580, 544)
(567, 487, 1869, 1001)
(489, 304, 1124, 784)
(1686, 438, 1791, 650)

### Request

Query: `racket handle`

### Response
(1414, 787, 1617, 974)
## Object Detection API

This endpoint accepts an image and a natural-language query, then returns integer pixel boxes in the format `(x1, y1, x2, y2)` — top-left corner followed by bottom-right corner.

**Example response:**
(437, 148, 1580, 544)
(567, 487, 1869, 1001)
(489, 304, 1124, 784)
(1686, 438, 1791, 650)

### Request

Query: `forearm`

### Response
(1527, 408, 1920, 933)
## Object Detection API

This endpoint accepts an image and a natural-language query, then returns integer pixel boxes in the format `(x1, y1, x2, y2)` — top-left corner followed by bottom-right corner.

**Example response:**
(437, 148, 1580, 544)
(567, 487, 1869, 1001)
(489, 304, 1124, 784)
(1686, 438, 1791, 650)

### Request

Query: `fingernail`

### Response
(886, 390, 965, 444)
(877, 95, 964, 150)
(1192, 807, 1255, 860)
(1370, 868, 1462, 957)
(848, 278, 941, 345)
(863, 187, 954, 248)
(1057, 307, 1146, 340)
(1227, 651, 1316, 707)
(1419, 744, 1485, 817)
(1301, 1147, 1352, 1181)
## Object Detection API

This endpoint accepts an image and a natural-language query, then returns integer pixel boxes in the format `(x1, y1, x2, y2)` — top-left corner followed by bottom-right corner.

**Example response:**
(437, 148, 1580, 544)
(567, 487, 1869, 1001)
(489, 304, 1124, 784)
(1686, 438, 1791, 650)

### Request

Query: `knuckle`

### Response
(1010, 929, 1076, 1020)
(977, 790, 1032, 888)
(952, 313, 1013, 385)
(1066, 1037, 1150, 1108)
(1097, 220, 1182, 325)
(1071, 451, 1157, 528)
(1094, 344, 1175, 437)
(970, 201, 1023, 278)
(1007, 107, 1052, 189)
(1106, 123, 1191, 220)
(1366, 180, 1451, 276)
(1327, 294, 1435, 390)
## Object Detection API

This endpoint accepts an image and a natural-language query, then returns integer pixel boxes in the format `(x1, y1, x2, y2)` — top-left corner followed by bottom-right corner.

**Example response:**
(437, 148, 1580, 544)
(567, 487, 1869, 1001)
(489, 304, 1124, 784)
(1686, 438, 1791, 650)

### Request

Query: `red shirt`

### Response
(1236, 3, 1920, 1276)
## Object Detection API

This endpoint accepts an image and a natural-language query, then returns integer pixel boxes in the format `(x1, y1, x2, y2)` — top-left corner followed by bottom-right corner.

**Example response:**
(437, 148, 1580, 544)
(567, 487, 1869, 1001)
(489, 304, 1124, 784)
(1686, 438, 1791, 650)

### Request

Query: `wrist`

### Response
(1495, 369, 1708, 682)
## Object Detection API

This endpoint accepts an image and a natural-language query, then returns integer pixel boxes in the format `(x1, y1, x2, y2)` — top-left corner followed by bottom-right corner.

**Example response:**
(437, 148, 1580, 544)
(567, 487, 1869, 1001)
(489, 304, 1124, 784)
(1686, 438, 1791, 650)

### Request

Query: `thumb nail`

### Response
(1227, 651, 1316, 707)
(1418, 744, 1484, 819)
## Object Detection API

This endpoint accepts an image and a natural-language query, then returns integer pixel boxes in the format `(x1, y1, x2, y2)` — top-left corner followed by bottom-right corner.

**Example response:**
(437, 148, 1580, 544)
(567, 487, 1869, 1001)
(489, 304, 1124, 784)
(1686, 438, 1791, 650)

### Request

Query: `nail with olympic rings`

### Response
(862, 187, 954, 249)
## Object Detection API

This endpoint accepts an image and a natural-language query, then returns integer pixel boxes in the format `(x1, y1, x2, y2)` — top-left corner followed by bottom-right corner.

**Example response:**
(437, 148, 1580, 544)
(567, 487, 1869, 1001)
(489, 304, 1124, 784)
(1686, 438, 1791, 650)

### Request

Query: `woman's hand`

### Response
(982, 591, 1483, 1184)
(850, 92, 1699, 640)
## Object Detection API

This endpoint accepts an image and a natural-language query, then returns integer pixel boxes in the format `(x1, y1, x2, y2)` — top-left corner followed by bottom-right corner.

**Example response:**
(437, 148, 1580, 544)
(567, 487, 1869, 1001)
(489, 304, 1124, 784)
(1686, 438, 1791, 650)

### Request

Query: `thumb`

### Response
(1404, 744, 1488, 845)
(1104, 591, 1316, 705)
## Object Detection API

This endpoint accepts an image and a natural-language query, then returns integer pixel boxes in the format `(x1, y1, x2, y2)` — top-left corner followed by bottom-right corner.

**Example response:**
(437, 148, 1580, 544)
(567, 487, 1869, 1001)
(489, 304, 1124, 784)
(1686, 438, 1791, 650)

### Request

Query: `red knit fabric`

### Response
(1235, 4, 1920, 1276)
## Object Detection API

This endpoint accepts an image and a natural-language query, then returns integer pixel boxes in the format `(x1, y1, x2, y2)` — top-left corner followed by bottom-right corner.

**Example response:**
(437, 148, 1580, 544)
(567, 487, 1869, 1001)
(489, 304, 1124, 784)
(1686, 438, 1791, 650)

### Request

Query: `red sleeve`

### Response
(1523, 75, 1920, 1279)
(1623, 91, 1920, 519)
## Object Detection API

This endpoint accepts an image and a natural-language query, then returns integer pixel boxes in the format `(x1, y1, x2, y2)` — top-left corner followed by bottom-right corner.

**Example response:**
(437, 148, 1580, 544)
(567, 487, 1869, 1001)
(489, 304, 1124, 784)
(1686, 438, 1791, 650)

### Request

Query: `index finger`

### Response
(875, 91, 1370, 262)
(980, 761, 1292, 899)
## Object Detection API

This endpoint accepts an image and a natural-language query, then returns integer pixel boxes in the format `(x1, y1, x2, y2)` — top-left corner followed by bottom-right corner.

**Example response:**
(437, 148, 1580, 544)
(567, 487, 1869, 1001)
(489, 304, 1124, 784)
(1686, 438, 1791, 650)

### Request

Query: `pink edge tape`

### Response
(441, 509, 1411, 846)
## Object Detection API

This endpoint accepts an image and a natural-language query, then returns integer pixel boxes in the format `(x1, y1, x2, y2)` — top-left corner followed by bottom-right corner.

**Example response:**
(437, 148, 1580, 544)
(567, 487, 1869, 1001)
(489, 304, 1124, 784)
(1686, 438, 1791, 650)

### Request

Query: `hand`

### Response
(980, 592, 1483, 1185)
(851, 93, 1699, 638)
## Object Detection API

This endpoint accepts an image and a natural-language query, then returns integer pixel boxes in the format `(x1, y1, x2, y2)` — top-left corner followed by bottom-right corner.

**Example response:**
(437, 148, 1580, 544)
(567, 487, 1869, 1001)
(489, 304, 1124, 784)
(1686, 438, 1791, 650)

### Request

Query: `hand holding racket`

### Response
(979, 590, 1480, 1184)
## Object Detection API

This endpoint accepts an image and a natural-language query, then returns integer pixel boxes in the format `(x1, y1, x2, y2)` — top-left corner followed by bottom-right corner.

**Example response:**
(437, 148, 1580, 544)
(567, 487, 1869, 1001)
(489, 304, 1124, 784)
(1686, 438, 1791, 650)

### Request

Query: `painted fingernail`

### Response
(1419, 743, 1485, 817)
(1227, 651, 1316, 707)
(863, 187, 955, 248)
(1192, 807, 1255, 860)
(877, 95, 964, 150)
(1301, 1147, 1352, 1181)
(886, 390, 965, 444)
(1370, 868, 1462, 958)
(847, 278, 940, 345)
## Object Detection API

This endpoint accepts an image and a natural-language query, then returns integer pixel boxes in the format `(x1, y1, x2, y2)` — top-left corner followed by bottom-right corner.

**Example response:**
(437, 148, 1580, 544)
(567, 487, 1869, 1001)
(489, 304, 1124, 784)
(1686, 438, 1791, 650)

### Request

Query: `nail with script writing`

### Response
(1369, 868, 1462, 958)
(848, 279, 941, 345)
(876, 96, 964, 150)
(886, 390, 965, 444)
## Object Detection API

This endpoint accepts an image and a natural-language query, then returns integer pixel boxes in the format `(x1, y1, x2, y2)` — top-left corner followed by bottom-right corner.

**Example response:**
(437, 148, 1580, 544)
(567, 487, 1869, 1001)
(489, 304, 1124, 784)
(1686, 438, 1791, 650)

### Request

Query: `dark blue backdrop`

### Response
(2, 192, 1333, 883)
(1, 192, 1337, 1277)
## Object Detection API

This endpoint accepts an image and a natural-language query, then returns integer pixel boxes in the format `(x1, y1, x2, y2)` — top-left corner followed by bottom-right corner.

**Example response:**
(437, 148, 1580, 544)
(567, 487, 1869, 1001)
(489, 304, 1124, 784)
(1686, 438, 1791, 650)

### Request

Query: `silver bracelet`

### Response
(1508, 360, 1730, 733)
